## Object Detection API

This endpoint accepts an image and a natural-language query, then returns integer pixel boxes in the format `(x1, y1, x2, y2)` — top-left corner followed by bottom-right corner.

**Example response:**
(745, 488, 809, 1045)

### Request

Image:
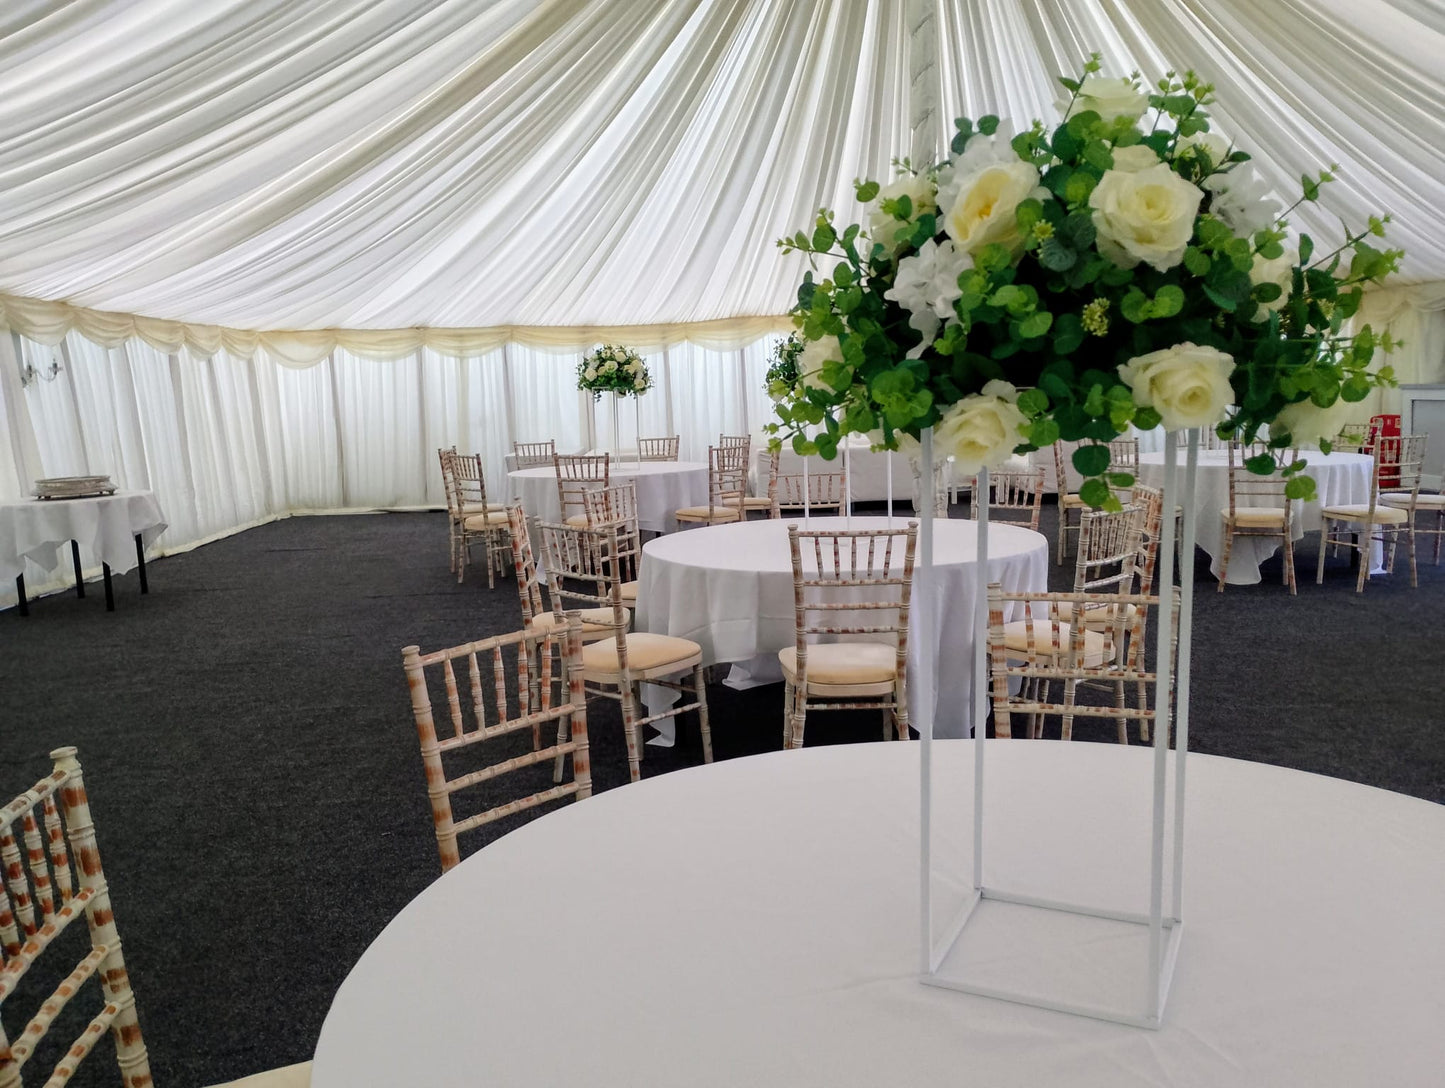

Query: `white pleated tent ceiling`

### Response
(1, 0, 1442, 584)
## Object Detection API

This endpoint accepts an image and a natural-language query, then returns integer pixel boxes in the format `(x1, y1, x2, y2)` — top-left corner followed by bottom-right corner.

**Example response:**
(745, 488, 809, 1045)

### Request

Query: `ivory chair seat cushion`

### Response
(778, 642, 898, 688)
(205, 1062, 312, 1088)
(1321, 503, 1409, 524)
(529, 607, 630, 637)
(461, 501, 507, 514)
(1384, 492, 1445, 507)
(1079, 601, 1141, 629)
(1001, 619, 1110, 666)
(580, 632, 702, 677)
(564, 513, 589, 527)
(619, 579, 639, 603)
(675, 505, 744, 522)
(1223, 507, 1287, 528)
(727, 495, 775, 510)
(1060, 492, 1088, 508)
(463, 509, 511, 530)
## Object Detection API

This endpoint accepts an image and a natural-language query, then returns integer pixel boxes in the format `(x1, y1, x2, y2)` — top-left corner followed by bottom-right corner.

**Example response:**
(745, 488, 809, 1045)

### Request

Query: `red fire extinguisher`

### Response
(1365, 414, 1402, 487)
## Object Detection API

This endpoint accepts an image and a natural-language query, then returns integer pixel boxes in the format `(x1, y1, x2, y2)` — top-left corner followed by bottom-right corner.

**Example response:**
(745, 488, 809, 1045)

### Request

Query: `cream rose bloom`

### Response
(797, 335, 844, 392)
(1061, 76, 1149, 123)
(941, 161, 1044, 258)
(868, 173, 937, 256)
(1272, 397, 1353, 447)
(1109, 144, 1161, 173)
(935, 380, 1028, 475)
(1089, 163, 1205, 272)
(583, 367, 597, 381)
(1249, 249, 1295, 319)
(1118, 343, 1235, 431)
(633, 376, 646, 390)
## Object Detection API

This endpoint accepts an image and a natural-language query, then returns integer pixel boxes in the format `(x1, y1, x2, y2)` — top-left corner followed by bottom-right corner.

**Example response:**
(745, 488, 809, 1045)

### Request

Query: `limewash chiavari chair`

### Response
(637, 436, 680, 462)
(1332, 423, 1368, 451)
(675, 445, 746, 525)
(554, 453, 611, 527)
(541, 521, 712, 782)
(986, 586, 1164, 744)
(513, 440, 556, 468)
(1218, 442, 1296, 594)
(1381, 435, 1444, 564)
(781, 522, 918, 750)
(1051, 440, 1089, 564)
(968, 467, 1045, 532)
(774, 467, 849, 518)
(1318, 434, 1424, 593)
(582, 482, 643, 606)
(0, 747, 152, 1088)
(504, 503, 627, 647)
(402, 617, 592, 872)
(443, 453, 511, 588)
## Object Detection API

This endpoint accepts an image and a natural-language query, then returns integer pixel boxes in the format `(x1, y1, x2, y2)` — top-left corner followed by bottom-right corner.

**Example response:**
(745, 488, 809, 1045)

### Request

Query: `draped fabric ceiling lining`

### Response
(0, 0, 1441, 366)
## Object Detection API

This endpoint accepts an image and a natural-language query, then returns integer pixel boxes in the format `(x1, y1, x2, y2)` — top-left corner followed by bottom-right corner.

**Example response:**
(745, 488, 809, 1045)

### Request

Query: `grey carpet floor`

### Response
(2, 505, 1441, 1085)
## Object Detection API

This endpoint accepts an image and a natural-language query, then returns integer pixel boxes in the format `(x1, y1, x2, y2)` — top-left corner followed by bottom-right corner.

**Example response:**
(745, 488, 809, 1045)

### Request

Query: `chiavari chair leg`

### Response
(1284, 531, 1297, 595)
(1137, 679, 1150, 742)
(1316, 521, 1331, 584)
(1355, 530, 1370, 594)
(693, 666, 713, 763)
(781, 680, 794, 748)
(789, 683, 808, 750)
(1407, 525, 1418, 588)
(894, 681, 910, 740)
(618, 682, 644, 783)
(1217, 523, 1234, 592)
(1062, 678, 1078, 741)
(1435, 510, 1443, 564)
(1114, 679, 1128, 745)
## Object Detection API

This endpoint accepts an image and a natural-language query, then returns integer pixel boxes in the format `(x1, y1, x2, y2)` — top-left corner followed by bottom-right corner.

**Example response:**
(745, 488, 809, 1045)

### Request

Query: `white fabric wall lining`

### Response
(3, 331, 781, 608)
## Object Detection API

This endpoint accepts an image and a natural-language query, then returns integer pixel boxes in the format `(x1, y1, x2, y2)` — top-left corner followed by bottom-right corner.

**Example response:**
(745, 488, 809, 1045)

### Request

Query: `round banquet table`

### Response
(507, 460, 710, 534)
(635, 515, 1048, 740)
(311, 741, 1445, 1088)
(1138, 449, 1373, 584)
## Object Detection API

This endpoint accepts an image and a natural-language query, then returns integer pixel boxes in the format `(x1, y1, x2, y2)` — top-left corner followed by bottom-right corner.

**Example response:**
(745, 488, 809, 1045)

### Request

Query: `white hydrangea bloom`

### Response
(883, 238, 973, 354)
(1204, 164, 1282, 237)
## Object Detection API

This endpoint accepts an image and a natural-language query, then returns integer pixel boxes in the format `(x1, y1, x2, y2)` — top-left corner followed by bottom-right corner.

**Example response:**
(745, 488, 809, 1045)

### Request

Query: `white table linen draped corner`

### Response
(635, 516, 1048, 740)
(1138, 449, 1373, 584)
(310, 742, 1445, 1088)
(0, 490, 166, 583)
(506, 460, 710, 535)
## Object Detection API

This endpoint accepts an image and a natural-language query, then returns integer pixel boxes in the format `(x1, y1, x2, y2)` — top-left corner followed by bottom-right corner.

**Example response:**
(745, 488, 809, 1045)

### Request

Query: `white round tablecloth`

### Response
(636, 516, 1048, 739)
(1138, 450, 1372, 584)
(0, 490, 166, 582)
(311, 741, 1445, 1088)
(506, 460, 710, 534)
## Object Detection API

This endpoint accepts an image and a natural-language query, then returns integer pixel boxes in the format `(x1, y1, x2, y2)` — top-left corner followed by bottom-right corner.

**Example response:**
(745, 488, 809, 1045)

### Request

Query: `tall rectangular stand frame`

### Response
(918, 427, 1202, 1028)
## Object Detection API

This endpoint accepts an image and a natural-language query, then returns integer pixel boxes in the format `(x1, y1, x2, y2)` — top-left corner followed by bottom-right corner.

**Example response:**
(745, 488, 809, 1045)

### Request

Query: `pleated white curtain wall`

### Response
(4, 330, 780, 604)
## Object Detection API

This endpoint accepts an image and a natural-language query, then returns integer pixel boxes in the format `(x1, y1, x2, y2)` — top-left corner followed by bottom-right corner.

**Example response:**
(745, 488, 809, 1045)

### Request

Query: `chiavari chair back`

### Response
(554, 453, 611, 526)
(513, 440, 556, 468)
(1051, 440, 1088, 564)
(675, 446, 746, 525)
(1219, 442, 1296, 593)
(1, 748, 152, 1088)
(781, 522, 918, 750)
(969, 467, 1045, 531)
(637, 436, 680, 462)
(402, 618, 592, 872)
(1318, 434, 1424, 593)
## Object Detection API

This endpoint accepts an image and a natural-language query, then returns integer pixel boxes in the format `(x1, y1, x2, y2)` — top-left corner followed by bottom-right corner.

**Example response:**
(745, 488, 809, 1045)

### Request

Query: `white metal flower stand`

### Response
(916, 426, 1202, 1028)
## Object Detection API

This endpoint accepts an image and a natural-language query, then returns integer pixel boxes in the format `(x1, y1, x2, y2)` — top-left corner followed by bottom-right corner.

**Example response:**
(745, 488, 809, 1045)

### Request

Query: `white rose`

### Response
(934, 379, 1028, 475)
(1118, 343, 1235, 432)
(1273, 396, 1353, 447)
(583, 367, 597, 381)
(1060, 76, 1149, 123)
(633, 376, 646, 390)
(797, 335, 844, 392)
(941, 161, 1045, 258)
(1175, 130, 1231, 167)
(602, 360, 616, 374)
(1249, 249, 1295, 318)
(867, 173, 937, 256)
(1089, 163, 1205, 272)
(1109, 144, 1160, 173)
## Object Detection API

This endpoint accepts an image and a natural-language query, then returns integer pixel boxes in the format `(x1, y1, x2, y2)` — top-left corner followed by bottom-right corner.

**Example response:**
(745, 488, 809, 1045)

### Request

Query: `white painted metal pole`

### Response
(918, 426, 935, 973)
(1172, 429, 1200, 921)
(887, 453, 894, 528)
(973, 465, 989, 890)
(844, 440, 853, 528)
(803, 454, 811, 525)
(634, 396, 642, 468)
(1148, 431, 1180, 1020)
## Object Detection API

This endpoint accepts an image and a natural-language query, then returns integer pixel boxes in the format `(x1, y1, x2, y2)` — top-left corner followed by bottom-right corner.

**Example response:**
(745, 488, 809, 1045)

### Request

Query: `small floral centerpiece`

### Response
(765, 334, 805, 401)
(770, 55, 1402, 507)
(578, 344, 652, 400)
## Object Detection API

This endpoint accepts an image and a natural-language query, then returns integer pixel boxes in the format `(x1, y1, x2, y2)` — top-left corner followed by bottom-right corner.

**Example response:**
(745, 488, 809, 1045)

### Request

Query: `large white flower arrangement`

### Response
(578, 344, 652, 399)
(771, 55, 1403, 506)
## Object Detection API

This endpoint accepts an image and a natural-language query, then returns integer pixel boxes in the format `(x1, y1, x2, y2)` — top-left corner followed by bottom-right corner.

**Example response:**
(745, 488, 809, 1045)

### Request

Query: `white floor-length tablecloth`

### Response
(0, 491, 167, 583)
(636, 516, 1048, 739)
(311, 741, 1445, 1088)
(751, 439, 915, 504)
(1138, 449, 1373, 584)
(506, 460, 709, 534)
